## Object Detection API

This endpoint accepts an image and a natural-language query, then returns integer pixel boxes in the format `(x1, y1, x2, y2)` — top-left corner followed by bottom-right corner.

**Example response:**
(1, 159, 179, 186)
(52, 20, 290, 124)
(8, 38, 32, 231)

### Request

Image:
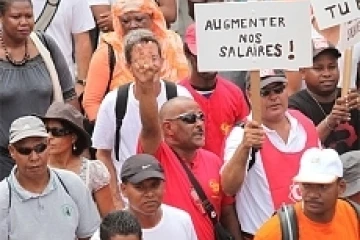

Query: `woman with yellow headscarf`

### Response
(83, 0, 189, 121)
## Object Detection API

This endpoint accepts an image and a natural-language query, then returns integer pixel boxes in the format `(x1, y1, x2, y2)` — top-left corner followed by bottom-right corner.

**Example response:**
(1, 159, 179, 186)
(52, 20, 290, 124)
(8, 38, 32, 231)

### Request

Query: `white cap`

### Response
(293, 148, 343, 184)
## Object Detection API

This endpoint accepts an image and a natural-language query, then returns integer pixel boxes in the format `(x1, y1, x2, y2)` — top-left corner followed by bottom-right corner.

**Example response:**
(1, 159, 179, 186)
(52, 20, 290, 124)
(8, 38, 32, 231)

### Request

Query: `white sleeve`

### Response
(72, 0, 95, 33)
(88, 160, 110, 192)
(224, 126, 245, 162)
(92, 91, 117, 150)
(176, 85, 194, 99)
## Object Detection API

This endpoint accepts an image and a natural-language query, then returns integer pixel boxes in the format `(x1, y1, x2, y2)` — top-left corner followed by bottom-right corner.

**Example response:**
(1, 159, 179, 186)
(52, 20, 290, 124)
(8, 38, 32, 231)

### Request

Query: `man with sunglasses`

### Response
(134, 39, 242, 240)
(0, 116, 100, 239)
(221, 69, 320, 239)
(181, 23, 249, 158)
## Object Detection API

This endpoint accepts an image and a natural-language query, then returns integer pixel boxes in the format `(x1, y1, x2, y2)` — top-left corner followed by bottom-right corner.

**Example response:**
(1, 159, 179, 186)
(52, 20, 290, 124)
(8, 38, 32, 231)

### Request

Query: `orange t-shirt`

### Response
(254, 200, 359, 240)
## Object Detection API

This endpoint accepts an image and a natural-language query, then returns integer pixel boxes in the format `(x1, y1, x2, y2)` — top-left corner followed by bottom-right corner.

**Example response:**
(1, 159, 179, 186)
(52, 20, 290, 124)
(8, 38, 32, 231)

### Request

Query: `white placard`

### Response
(311, 0, 360, 30)
(337, 18, 360, 49)
(194, 1, 312, 72)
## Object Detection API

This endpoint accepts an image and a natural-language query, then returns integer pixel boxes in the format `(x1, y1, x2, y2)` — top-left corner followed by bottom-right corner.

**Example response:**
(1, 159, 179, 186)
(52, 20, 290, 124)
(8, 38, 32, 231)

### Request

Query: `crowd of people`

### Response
(0, 0, 360, 239)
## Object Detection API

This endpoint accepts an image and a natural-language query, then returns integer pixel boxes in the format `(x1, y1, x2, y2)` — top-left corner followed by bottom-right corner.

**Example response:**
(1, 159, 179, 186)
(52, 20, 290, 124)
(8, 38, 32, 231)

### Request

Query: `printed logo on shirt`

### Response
(288, 183, 302, 202)
(220, 123, 232, 136)
(61, 204, 74, 217)
(209, 179, 220, 198)
(326, 122, 357, 154)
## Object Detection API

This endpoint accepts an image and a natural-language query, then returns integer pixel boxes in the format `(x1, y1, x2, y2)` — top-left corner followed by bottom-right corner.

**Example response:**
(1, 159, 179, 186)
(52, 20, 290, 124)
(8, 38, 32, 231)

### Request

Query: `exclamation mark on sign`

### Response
(288, 40, 295, 60)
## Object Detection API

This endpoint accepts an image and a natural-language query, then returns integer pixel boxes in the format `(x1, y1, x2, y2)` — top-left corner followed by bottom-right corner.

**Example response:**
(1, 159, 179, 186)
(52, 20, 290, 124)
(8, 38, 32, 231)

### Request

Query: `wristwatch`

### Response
(76, 79, 86, 86)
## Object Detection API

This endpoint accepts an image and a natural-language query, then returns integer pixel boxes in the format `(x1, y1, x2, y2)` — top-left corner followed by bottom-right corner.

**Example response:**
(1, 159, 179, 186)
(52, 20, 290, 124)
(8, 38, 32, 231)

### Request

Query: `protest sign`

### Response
(311, 0, 360, 30)
(194, 1, 312, 72)
(337, 19, 360, 49)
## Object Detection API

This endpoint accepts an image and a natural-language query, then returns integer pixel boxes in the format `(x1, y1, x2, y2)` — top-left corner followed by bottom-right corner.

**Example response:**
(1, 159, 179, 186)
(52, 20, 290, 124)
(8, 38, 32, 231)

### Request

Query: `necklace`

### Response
(306, 89, 337, 117)
(0, 29, 29, 66)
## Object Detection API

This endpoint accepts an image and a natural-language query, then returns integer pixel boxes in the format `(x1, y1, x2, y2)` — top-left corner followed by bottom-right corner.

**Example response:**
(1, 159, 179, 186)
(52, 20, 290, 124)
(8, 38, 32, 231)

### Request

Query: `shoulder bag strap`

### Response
(30, 32, 63, 102)
(35, 0, 61, 32)
(175, 152, 219, 226)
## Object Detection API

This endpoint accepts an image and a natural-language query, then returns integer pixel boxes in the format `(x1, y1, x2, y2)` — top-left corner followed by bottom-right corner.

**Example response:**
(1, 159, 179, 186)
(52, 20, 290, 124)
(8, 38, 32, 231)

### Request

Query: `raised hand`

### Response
(130, 41, 162, 85)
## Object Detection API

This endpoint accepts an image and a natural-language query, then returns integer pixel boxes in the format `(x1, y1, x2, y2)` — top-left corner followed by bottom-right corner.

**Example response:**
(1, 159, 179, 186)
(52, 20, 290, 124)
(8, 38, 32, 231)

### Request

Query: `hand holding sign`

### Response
(327, 97, 351, 128)
(241, 120, 265, 150)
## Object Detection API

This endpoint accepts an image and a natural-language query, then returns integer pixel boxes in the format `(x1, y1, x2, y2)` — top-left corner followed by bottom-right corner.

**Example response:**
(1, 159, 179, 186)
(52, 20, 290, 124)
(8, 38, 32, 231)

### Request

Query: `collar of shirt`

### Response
(8, 167, 57, 202)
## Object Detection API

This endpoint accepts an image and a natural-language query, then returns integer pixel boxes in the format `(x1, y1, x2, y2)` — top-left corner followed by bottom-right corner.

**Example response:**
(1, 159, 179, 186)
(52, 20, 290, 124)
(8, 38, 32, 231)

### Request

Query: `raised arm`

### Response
(132, 42, 163, 155)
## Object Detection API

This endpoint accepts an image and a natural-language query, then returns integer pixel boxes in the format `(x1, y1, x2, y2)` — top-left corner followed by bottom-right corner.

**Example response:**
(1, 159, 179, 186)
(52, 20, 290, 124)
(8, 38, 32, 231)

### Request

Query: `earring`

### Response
(72, 144, 77, 151)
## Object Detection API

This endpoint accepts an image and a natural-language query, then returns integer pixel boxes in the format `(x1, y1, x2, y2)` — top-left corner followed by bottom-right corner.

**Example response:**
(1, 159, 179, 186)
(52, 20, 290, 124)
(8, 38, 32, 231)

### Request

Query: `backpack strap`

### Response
(164, 80, 177, 100)
(114, 83, 131, 161)
(277, 204, 298, 240)
(35, 0, 61, 32)
(106, 43, 116, 94)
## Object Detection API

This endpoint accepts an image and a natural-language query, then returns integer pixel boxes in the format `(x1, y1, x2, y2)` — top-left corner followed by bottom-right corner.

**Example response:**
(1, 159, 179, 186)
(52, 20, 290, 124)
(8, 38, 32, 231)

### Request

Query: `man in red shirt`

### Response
(131, 37, 242, 240)
(181, 23, 249, 157)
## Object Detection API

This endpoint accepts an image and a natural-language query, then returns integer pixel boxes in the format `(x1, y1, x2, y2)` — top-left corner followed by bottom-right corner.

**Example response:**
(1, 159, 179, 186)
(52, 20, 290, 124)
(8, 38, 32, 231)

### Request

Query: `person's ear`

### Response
(8, 145, 16, 162)
(120, 183, 128, 198)
(299, 68, 307, 79)
(71, 134, 78, 144)
(246, 89, 251, 101)
(162, 121, 175, 137)
(337, 179, 346, 196)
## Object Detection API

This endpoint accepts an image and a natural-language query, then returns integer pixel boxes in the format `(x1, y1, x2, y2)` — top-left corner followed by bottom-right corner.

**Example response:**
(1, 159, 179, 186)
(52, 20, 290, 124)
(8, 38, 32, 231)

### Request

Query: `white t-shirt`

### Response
(223, 112, 310, 234)
(142, 204, 198, 240)
(92, 80, 192, 182)
(32, 0, 95, 78)
(90, 204, 198, 240)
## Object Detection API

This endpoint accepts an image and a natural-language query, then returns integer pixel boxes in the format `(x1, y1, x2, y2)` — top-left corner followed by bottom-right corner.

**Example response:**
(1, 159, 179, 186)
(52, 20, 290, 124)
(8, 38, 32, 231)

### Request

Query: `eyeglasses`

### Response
(260, 84, 286, 97)
(46, 127, 72, 137)
(166, 112, 205, 124)
(14, 142, 47, 155)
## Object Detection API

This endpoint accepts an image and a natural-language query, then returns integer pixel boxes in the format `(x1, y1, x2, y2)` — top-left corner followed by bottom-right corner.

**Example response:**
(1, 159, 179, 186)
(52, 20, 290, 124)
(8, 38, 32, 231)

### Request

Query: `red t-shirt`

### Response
(139, 142, 233, 240)
(181, 76, 249, 158)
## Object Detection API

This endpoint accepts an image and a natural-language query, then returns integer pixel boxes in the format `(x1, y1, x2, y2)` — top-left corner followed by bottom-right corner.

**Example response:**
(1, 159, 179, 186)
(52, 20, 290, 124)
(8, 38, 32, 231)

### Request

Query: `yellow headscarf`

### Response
(101, 0, 189, 89)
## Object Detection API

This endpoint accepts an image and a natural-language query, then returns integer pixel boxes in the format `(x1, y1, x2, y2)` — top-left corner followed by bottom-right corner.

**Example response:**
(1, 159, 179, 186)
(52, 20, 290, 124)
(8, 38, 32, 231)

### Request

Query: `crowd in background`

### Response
(0, 0, 360, 240)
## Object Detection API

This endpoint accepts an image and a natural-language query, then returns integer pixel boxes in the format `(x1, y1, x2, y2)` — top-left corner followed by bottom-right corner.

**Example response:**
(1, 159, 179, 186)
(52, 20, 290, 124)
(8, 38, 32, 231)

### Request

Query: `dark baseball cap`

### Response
(121, 154, 165, 184)
(246, 69, 287, 89)
(312, 37, 341, 59)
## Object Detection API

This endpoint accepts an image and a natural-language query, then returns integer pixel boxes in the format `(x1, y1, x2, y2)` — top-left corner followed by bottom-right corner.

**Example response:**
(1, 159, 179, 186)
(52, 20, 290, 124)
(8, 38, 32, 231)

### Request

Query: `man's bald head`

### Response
(159, 96, 197, 121)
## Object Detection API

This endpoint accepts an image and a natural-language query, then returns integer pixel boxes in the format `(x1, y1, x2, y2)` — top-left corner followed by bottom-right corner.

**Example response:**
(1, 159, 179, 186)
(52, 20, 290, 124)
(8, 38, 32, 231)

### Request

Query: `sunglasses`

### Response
(167, 112, 205, 124)
(260, 84, 286, 97)
(46, 127, 72, 137)
(14, 142, 47, 155)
